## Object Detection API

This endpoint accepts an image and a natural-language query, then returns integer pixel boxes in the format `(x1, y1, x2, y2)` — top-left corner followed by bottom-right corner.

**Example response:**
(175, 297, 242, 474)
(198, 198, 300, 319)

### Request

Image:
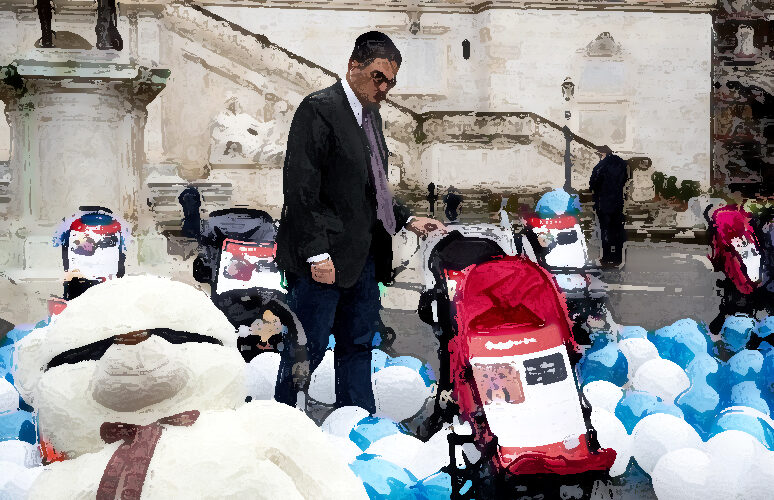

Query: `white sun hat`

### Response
(14, 275, 238, 404)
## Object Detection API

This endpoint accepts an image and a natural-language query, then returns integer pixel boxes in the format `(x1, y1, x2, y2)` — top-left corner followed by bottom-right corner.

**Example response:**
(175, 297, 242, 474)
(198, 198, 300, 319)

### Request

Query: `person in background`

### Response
(275, 31, 446, 412)
(589, 145, 629, 268)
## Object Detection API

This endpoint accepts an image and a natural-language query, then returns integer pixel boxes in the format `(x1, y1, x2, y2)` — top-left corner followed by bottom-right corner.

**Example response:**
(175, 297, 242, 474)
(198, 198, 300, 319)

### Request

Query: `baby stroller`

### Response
(521, 191, 607, 344)
(180, 192, 306, 405)
(54, 206, 130, 300)
(444, 257, 615, 499)
(706, 204, 765, 336)
(417, 200, 520, 420)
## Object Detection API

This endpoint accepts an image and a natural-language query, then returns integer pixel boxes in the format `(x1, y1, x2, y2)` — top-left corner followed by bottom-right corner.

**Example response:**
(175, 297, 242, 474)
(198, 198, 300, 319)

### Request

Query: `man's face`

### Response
(348, 57, 400, 106)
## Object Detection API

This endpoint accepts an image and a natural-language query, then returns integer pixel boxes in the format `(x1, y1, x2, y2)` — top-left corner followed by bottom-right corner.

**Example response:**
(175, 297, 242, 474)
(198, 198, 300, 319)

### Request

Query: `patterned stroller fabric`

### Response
(709, 205, 761, 295)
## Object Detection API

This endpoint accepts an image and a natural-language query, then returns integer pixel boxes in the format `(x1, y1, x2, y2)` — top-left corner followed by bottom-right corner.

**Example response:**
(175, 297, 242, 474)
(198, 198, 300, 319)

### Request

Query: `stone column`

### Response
(0, 60, 168, 315)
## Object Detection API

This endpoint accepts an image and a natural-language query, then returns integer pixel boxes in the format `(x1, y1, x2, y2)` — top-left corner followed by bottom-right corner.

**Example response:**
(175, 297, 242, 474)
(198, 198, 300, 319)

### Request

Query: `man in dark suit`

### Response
(589, 145, 629, 267)
(275, 32, 445, 412)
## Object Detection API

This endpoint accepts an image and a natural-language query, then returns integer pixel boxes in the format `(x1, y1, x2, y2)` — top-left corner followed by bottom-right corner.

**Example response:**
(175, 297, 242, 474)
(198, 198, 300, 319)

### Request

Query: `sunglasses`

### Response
(370, 70, 397, 89)
(45, 329, 222, 372)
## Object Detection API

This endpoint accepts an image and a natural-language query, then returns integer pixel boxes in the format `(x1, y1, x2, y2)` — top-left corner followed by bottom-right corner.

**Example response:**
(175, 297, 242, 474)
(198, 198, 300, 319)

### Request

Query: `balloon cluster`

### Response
(1, 324, 45, 495)
(247, 347, 449, 499)
(324, 407, 452, 500)
(579, 316, 774, 498)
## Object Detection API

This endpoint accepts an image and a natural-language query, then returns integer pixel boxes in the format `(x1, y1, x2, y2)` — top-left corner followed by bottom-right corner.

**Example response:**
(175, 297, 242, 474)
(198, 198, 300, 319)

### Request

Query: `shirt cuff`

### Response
(307, 253, 330, 263)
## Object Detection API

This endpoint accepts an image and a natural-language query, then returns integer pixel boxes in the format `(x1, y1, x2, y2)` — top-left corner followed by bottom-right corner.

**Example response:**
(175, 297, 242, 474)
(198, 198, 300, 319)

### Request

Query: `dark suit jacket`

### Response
(589, 154, 629, 214)
(275, 80, 411, 288)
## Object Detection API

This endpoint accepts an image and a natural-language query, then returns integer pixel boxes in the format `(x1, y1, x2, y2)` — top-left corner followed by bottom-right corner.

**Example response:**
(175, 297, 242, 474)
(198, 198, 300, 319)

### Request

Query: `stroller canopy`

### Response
(455, 256, 574, 342)
(202, 208, 276, 246)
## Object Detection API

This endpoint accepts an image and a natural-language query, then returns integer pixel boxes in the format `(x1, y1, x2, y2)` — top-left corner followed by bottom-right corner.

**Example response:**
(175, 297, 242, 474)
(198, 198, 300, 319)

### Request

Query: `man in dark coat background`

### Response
(275, 32, 445, 412)
(589, 145, 629, 267)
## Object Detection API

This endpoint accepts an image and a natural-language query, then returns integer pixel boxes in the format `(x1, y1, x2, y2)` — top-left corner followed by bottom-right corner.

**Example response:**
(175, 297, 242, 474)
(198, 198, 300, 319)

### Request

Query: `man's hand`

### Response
(310, 258, 336, 284)
(407, 217, 447, 239)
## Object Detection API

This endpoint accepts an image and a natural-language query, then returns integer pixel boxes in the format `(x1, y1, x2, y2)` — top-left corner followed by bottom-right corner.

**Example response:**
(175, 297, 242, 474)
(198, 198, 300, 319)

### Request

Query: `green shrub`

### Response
(679, 180, 701, 202)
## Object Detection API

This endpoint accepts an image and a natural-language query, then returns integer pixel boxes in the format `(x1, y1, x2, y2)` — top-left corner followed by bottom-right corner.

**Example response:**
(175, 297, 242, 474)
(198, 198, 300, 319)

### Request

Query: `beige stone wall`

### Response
(209, 6, 712, 187)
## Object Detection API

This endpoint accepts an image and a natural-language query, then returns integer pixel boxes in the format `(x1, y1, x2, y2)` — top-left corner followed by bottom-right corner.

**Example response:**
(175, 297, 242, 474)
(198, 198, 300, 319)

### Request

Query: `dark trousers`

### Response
(282, 257, 380, 413)
(598, 211, 626, 264)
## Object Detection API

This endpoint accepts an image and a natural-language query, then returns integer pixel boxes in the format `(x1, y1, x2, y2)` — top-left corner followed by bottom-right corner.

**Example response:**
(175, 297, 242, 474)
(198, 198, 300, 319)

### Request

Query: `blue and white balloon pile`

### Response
(1, 325, 44, 498)
(321, 407, 453, 500)
(580, 315, 774, 498)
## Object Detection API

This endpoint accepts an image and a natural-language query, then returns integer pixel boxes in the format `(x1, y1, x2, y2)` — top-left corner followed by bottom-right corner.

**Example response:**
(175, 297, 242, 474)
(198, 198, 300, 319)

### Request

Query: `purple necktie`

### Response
(362, 109, 397, 235)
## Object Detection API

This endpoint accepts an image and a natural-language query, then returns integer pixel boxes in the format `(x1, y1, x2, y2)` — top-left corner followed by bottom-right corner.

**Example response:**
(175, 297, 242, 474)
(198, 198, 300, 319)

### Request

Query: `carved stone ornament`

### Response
(585, 32, 622, 57)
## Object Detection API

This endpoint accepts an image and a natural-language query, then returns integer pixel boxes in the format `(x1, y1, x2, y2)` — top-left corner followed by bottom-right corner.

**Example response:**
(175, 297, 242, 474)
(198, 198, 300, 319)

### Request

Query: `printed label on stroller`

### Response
(731, 236, 761, 283)
(523, 352, 567, 385)
(472, 363, 526, 405)
(67, 227, 120, 280)
(471, 348, 587, 448)
(215, 239, 283, 294)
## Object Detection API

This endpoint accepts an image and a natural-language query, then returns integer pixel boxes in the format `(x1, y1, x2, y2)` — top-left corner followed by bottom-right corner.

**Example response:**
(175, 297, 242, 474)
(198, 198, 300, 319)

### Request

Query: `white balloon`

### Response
(703, 430, 765, 499)
(0, 378, 19, 415)
(631, 413, 701, 475)
(583, 381, 623, 414)
(590, 409, 631, 477)
(631, 358, 690, 404)
(308, 350, 336, 405)
(324, 433, 364, 465)
(745, 450, 774, 500)
(366, 433, 424, 471)
(245, 351, 281, 401)
(0, 461, 43, 498)
(0, 460, 26, 490)
(408, 428, 452, 480)
(321, 406, 370, 438)
(372, 366, 432, 422)
(0, 440, 41, 468)
(618, 338, 660, 381)
(651, 448, 712, 500)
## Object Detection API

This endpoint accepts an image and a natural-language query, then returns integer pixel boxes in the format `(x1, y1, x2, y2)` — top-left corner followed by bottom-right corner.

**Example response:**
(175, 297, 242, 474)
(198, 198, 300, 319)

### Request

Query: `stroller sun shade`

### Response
(456, 257, 572, 340)
(429, 232, 506, 276)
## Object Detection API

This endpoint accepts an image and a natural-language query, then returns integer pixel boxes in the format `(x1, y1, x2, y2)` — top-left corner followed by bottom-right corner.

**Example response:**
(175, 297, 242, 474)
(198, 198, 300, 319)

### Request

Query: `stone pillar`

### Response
(0, 60, 168, 315)
(629, 156, 656, 202)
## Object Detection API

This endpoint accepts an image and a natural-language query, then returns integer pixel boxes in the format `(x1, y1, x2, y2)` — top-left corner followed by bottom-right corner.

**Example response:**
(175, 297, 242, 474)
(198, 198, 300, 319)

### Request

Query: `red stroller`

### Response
(445, 256, 616, 499)
(706, 204, 764, 336)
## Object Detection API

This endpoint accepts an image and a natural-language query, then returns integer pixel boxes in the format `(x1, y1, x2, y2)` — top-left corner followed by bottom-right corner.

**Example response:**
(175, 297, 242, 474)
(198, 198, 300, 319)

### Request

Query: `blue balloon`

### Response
(710, 407, 774, 450)
(724, 381, 770, 415)
(650, 319, 709, 369)
(371, 349, 391, 373)
(386, 356, 424, 372)
(18, 419, 37, 444)
(577, 341, 628, 387)
(615, 390, 660, 433)
(646, 402, 684, 420)
(0, 410, 34, 442)
(349, 417, 406, 452)
(619, 326, 649, 340)
(411, 472, 452, 500)
(676, 381, 720, 438)
(685, 353, 721, 388)
(719, 350, 764, 396)
(349, 454, 415, 500)
(759, 341, 774, 356)
(758, 351, 774, 408)
(2, 324, 36, 345)
(754, 316, 774, 342)
(720, 315, 756, 355)
(535, 189, 579, 218)
(0, 346, 12, 376)
(418, 363, 437, 388)
(327, 334, 336, 350)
